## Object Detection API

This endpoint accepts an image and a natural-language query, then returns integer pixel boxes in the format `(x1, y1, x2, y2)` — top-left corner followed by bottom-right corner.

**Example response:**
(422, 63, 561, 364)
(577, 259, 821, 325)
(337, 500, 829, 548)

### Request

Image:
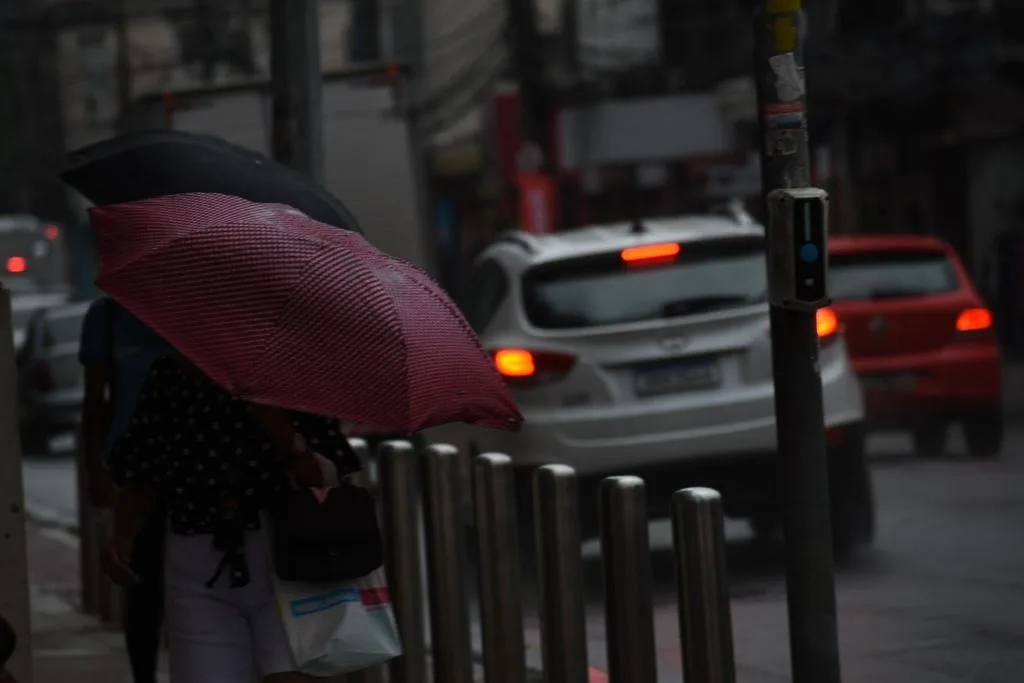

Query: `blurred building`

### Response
(819, 0, 1024, 280)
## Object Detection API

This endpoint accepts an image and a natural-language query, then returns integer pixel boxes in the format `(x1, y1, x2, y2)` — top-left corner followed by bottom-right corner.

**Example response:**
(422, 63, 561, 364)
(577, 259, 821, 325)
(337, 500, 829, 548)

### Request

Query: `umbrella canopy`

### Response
(89, 192, 521, 434)
(61, 129, 363, 234)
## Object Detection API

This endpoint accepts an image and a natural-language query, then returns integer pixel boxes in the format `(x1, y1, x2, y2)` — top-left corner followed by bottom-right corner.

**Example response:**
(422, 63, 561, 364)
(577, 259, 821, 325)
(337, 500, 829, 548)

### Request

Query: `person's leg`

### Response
(164, 532, 255, 683)
(125, 504, 166, 683)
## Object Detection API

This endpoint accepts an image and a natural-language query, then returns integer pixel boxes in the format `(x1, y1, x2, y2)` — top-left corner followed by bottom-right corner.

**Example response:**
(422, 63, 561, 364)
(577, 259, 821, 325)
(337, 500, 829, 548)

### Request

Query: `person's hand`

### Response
(101, 536, 139, 586)
(86, 467, 117, 509)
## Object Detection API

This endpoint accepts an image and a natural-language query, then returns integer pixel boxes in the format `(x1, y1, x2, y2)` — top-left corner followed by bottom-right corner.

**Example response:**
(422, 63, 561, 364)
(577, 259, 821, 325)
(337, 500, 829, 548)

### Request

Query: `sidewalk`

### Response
(25, 523, 167, 683)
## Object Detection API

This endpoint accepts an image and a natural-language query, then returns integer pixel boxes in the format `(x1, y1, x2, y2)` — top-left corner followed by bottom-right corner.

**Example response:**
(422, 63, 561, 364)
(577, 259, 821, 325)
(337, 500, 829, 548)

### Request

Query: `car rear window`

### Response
(829, 250, 959, 301)
(522, 237, 767, 330)
(45, 310, 86, 346)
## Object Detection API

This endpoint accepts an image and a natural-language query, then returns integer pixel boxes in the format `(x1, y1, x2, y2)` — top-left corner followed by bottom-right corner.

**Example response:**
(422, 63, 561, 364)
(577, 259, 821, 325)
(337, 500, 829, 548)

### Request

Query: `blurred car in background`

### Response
(16, 300, 91, 454)
(11, 290, 70, 351)
(428, 215, 873, 554)
(828, 234, 1001, 458)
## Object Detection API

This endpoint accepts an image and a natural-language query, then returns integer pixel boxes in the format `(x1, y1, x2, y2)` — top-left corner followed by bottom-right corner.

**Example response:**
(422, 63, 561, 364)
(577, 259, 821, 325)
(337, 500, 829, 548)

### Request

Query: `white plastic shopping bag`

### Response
(275, 567, 402, 676)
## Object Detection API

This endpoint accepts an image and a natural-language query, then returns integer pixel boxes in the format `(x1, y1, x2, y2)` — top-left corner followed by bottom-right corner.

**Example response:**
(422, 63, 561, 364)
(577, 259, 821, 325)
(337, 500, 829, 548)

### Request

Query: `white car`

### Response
(428, 214, 874, 554)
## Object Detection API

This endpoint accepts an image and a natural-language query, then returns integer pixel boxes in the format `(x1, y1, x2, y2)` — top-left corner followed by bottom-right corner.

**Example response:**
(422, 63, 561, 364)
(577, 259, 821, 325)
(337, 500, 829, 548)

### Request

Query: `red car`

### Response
(828, 234, 1002, 457)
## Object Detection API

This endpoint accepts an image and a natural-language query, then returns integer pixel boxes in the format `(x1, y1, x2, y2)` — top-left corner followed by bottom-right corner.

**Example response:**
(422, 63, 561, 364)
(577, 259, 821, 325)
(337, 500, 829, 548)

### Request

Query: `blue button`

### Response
(799, 243, 819, 263)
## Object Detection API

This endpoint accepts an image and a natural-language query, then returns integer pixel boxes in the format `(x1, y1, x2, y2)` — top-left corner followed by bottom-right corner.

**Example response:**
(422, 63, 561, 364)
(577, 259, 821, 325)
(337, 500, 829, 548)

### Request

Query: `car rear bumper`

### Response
(426, 353, 864, 477)
(853, 344, 1002, 423)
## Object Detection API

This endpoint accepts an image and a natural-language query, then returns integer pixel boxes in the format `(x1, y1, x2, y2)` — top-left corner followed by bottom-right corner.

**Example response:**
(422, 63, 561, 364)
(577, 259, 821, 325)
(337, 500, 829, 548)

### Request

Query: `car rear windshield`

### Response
(45, 310, 85, 346)
(522, 237, 767, 329)
(829, 249, 960, 301)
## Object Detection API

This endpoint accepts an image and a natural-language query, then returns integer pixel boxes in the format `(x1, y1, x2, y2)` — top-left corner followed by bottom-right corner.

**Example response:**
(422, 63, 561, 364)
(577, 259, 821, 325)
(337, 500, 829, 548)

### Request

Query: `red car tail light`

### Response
(491, 348, 577, 386)
(955, 307, 993, 334)
(816, 307, 840, 342)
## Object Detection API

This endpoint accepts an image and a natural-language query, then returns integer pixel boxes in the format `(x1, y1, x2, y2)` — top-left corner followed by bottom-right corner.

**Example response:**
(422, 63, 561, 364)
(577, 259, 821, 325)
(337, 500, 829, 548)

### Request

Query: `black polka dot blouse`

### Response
(108, 355, 362, 537)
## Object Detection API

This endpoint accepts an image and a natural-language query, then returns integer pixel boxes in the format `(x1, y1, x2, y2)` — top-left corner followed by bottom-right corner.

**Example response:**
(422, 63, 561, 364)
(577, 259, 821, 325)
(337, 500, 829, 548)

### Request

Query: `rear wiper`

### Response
(661, 295, 754, 318)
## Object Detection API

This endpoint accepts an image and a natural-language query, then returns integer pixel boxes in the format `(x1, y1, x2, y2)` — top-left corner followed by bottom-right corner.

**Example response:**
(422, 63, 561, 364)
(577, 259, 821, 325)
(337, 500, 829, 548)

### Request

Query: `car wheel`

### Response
(962, 410, 1003, 459)
(829, 429, 876, 561)
(912, 423, 947, 458)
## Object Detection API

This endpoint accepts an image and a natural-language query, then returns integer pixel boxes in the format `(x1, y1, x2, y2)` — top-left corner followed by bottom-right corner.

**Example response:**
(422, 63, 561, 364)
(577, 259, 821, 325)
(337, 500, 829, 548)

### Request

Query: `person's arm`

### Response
(248, 404, 337, 487)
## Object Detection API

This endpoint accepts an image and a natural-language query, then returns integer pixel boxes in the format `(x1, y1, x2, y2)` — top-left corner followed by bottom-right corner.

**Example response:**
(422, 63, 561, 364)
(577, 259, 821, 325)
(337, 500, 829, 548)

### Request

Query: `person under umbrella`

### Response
(103, 352, 361, 683)
(79, 297, 172, 683)
(93, 192, 521, 683)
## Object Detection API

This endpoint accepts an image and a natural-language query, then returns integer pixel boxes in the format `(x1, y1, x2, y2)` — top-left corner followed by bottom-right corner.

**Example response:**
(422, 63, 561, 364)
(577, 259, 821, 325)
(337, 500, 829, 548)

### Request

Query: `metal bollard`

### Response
(379, 440, 428, 683)
(347, 437, 371, 487)
(533, 465, 589, 683)
(343, 437, 387, 683)
(421, 444, 474, 683)
(672, 488, 736, 683)
(473, 453, 527, 683)
(598, 477, 656, 683)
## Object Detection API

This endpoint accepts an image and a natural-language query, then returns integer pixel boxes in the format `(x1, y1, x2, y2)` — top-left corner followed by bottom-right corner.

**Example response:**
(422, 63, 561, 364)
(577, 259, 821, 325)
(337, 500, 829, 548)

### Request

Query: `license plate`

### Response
(634, 360, 721, 397)
(859, 373, 917, 393)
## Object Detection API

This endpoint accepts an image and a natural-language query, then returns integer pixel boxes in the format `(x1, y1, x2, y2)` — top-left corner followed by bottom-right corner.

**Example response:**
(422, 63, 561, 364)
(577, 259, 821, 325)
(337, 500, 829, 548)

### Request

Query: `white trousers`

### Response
(164, 524, 297, 683)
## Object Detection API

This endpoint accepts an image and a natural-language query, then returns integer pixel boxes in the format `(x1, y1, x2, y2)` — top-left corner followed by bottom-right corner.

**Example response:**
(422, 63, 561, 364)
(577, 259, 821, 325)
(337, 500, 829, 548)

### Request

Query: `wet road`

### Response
(22, 429, 1024, 681)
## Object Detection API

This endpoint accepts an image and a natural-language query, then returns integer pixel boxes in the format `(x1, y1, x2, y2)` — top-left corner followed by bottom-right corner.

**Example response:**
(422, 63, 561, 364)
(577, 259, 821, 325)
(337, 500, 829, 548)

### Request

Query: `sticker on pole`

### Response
(767, 130, 799, 157)
(765, 102, 804, 129)
(769, 52, 804, 102)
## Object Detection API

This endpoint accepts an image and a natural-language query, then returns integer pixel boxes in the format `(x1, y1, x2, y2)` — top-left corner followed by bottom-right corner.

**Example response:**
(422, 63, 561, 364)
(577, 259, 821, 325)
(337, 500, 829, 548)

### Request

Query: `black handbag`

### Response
(269, 479, 384, 583)
(242, 411, 384, 583)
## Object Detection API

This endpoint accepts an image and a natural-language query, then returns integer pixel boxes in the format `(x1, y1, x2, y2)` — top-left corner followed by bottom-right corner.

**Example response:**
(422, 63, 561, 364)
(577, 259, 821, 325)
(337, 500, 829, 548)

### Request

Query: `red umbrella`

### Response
(89, 192, 522, 434)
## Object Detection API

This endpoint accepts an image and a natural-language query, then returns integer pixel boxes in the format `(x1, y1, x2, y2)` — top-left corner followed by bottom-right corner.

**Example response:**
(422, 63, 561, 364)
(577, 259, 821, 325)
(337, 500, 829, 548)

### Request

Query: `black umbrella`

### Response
(61, 129, 363, 234)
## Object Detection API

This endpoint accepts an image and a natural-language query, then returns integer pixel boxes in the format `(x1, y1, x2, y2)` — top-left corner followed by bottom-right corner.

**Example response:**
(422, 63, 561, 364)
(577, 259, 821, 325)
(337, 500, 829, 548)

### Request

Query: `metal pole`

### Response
(473, 453, 527, 683)
(269, 0, 325, 183)
(421, 444, 474, 683)
(598, 477, 656, 683)
(388, 0, 438, 278)
(0, 288, 33, 683)
(753, 2, 842, 682)
(533, 465, 588, 683)
(114, 0, 132, 113)
(379, 440, 428, 683)
(336, 437, 386, 683)
(671, 488, 736, 683)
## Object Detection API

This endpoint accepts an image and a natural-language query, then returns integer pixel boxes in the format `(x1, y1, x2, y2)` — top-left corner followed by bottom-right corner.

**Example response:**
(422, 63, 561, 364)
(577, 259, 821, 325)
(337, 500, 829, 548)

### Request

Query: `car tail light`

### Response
(955, 307, 993, 336)
(620, 242, 680, 266)
(31, 362, 54, 392)
(816, 307, 839, 341)
(491, 348, 576, 386)
(6, 256, 26, 273)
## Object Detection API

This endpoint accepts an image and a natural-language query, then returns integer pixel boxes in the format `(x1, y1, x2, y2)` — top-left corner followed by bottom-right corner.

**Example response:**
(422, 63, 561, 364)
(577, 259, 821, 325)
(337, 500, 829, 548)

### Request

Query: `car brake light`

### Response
(955, 307, 992, 333)
(6, 256, 26, 273)
(620, 242, 680, 265)
(491, 348, 576, 385)
(816, 307, 839, 339)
